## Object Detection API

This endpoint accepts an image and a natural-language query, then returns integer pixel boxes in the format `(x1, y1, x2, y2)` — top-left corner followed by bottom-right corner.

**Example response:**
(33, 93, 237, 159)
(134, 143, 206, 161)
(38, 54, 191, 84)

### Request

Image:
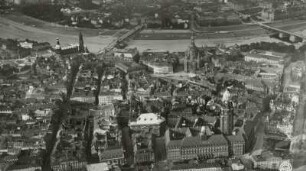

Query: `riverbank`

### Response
(1, 13, 305, 54)
(127, 36, 289, 53)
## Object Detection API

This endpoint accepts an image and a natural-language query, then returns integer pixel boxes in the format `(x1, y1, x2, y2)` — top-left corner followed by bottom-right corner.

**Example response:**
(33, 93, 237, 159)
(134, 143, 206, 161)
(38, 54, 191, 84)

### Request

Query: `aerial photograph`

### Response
(1, 0, 306, 171)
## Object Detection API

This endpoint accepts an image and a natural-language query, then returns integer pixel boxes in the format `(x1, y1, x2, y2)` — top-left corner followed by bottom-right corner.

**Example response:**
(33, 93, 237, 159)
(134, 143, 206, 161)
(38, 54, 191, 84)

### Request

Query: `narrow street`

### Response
(252, 114, 266, 153)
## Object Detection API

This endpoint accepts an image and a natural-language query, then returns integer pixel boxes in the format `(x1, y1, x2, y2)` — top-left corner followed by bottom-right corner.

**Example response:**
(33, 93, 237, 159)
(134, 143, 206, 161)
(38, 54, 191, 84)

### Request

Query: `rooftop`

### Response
(115, 62, 146, 73)
(181, 134, 228, 148)
(130, 113, 165, 126)
(86, 163, 109, 171)
(226, 133, 245, 143)
(99, 148, 124, 160)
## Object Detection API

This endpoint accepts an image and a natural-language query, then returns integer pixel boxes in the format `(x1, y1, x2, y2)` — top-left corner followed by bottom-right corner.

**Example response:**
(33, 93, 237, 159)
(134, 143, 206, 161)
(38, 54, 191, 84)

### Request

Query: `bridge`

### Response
(98, 24, 145, 54)
(252, 20, 305, 43)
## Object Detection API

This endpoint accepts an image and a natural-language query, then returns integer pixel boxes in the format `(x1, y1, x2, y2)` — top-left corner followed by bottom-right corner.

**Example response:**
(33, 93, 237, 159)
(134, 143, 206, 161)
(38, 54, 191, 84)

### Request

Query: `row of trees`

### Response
(1, 39, 31, 59)
(21, 4, 65, 22)
(239, 41, 296, 53)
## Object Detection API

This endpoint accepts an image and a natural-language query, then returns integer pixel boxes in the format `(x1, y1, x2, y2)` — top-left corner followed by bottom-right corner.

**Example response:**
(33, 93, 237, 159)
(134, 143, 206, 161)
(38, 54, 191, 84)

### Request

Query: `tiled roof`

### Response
(226, 133, 245, 143)
(181, 134, 228, 148)
(167, 140, 182, 149)
(99, 148, 124, 160)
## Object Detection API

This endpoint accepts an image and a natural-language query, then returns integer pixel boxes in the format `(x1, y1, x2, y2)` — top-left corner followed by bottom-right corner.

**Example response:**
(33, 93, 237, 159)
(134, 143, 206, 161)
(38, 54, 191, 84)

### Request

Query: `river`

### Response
(127, 36, 288, 53)
(1, 13, 306, 53)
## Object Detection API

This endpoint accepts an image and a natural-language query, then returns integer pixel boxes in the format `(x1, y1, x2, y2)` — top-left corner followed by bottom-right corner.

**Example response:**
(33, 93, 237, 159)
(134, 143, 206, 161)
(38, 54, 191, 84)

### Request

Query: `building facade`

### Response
(130, 113, 166, 163)
(170, 163, 223, 171)
(99, 148, 125, 165)
(144, 62, 173, 74)
(220, 104, 234, 135)
(244, 50, 285, 66)
(226, 134, 245, 156)
(167, 135, 229, 161)
(114, 48, 138, 61)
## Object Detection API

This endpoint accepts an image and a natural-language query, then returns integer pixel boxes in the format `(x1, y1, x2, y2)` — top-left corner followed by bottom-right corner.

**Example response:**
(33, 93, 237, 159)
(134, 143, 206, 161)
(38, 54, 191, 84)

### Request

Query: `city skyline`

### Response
(0, 0, 306, 171)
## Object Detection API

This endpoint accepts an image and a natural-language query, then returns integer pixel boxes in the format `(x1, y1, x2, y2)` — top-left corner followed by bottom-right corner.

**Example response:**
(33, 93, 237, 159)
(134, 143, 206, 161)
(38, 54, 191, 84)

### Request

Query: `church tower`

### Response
(220, 102, 234, 135)
(79, 32, 85, 53)
(54, 38, 61, 54)
(184, 32, 200, 73)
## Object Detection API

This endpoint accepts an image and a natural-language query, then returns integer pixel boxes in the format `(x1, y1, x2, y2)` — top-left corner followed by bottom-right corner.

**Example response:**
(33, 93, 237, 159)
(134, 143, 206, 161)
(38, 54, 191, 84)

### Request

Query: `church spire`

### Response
(54, 38, 61, 51)
(191, 31, 195, 47)
(79, 32, 85, 53)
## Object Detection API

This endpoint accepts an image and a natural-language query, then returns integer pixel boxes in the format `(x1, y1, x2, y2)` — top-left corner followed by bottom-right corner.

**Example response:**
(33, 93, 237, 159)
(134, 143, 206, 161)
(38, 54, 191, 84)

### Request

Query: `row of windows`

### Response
(181, 146, 228, 154)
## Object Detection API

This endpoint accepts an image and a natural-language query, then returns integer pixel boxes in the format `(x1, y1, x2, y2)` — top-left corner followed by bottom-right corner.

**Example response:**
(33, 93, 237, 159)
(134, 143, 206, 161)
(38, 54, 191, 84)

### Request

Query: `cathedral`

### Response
(184, 33, 201, 73)
(184, 33, 212, 73)
(54, 32, 87, 55)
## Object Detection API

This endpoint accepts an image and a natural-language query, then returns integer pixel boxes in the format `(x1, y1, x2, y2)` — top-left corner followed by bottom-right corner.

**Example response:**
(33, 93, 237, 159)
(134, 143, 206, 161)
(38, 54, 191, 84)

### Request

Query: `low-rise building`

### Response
(25, 86, 45, 100)
(251, 152, 291, 171)
(261, 9, 275, 22)
(114, 48, 138, 61)
(130, 113, 166, 136)
(143, 61, 173, 74)
(19, 41, 33, 49)
(99, 148, 125, 165)
(86, 162, 109, 171)
(89, 104, 115, 121)
(283, 60, 305, 94)
(51, 160, 87, 171)
(244, 50, 286, 66)
(226, 133, 245, 157)
(99, 92, 123, 105)
(244, 79, 265, 92)
(115, 62, 146, 73)
(167, 134, 229, 162)
(130, 113, 166, 163)
(135, 149, 155, 164)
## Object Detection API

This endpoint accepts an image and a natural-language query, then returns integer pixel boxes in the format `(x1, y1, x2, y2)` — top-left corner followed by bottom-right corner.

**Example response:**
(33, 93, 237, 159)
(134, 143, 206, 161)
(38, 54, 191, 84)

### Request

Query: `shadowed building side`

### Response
(290, 52, 306, 153)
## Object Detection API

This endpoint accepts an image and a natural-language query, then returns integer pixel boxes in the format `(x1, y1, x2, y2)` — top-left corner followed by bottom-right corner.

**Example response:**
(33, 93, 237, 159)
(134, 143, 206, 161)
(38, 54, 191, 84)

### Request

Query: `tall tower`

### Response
(189, 32, 196, 61)
(79, 32, 85, 53)
(54, 38, 61, 54)
(184, 32, 199, 73)
(220, 102, 234, 135)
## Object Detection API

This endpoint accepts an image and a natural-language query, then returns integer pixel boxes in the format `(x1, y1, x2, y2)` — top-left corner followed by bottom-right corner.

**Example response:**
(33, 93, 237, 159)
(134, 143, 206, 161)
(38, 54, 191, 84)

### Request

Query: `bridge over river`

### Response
(98, 24, 145, 54)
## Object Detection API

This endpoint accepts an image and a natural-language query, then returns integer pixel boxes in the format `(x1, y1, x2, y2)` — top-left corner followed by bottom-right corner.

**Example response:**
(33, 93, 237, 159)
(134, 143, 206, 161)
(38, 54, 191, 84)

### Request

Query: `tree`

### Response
(133, 53, 140, 63)
(28, 109, 36, 119)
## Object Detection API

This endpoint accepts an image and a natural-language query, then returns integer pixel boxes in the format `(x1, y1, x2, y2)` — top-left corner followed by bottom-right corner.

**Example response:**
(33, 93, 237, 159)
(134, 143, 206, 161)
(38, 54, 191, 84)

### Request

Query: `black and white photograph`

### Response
(0, 0, 306, 171)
